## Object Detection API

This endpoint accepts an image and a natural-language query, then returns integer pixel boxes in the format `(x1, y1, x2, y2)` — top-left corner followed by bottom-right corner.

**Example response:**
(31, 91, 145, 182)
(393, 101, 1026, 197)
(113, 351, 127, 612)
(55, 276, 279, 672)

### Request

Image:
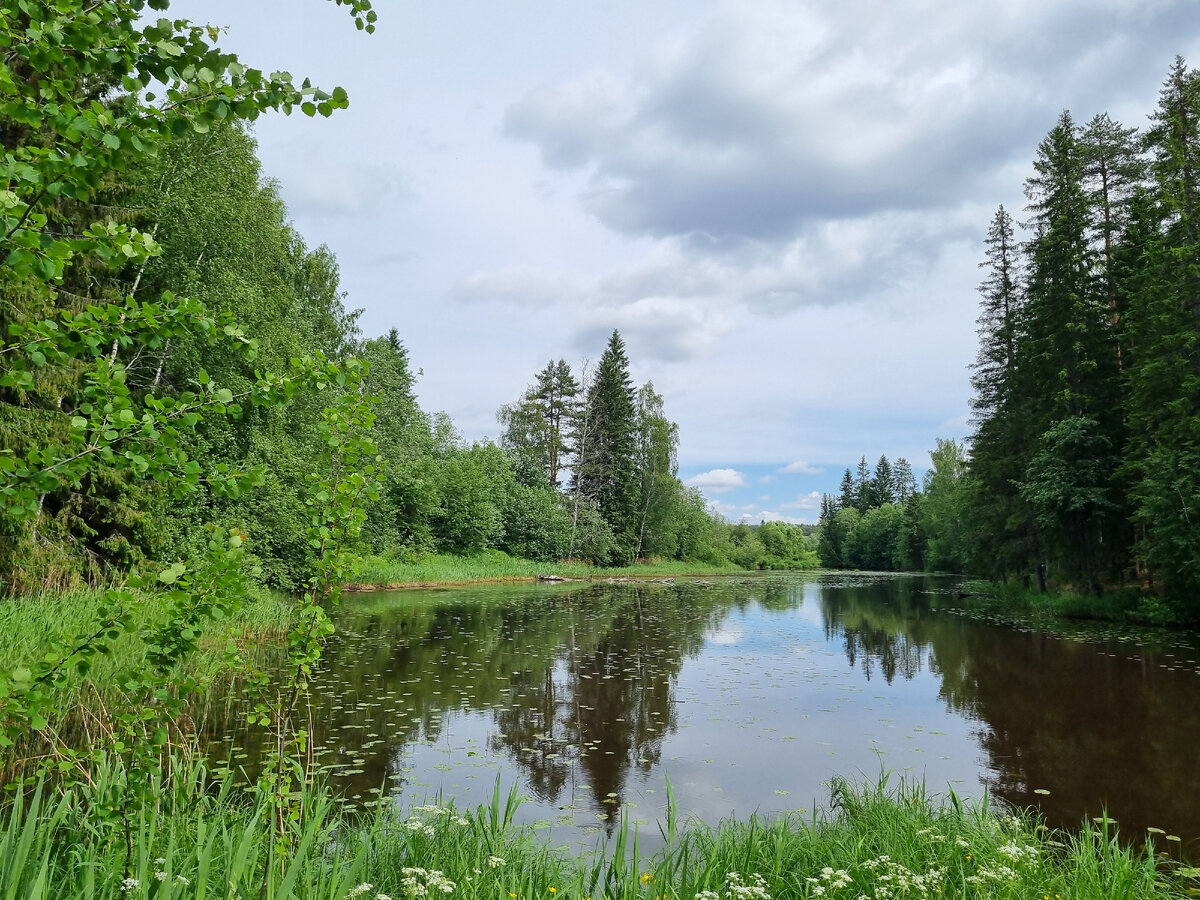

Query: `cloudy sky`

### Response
(172, 0, 1199, 523)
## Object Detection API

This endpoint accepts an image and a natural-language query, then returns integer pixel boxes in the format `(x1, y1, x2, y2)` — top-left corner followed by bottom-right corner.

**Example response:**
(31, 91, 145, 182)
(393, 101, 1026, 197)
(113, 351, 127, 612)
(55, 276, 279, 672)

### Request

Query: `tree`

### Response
(871, 454, 895, 506)
(633, 382, 680, 559)
(1122, 58, 1200, 611)
(574, 331, 639, 561)
(498, 359, 580, 489)
(892, 457, 918, 503)
(966, 205, 1041, 581)
(838, 468, 856, 510)
(1020, 111, 1123, 589)
(923, 439, 968, 572)
(853, 456, 872, 513)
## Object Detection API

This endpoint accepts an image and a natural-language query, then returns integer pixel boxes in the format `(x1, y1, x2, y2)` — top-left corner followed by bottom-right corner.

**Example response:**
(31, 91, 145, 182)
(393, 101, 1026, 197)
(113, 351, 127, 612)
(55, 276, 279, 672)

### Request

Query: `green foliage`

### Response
(963, 58, 1200, 614)
(0, 766, 1184, 900)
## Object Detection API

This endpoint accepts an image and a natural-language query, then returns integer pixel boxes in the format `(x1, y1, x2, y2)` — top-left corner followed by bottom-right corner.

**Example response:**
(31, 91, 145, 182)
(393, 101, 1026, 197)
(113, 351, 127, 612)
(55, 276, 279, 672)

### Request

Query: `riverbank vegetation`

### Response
(815, 58, 1200, 626)
(353, 549, 746, 587)
(1, 764, 1189, 899)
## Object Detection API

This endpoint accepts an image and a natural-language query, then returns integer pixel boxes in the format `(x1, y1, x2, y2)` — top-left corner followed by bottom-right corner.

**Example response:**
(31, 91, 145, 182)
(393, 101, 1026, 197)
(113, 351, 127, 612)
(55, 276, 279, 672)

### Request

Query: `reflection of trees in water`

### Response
(489, 584, 731, 830)
(818, 577, 941, 684)
(198, 582, 736, 826)
(813, 576, 1200, 848)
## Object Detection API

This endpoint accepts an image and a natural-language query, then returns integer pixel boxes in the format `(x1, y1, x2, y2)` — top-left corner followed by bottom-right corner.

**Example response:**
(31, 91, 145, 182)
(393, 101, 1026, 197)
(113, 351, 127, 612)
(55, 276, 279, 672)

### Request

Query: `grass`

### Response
(0, 762, 1191, 899)
(0, 585, 294, 688)
(353, 549, 747, 587)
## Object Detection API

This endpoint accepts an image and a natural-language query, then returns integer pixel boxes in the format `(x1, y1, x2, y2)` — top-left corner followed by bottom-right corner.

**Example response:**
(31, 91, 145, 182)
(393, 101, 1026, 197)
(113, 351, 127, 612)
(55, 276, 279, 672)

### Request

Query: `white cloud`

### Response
(781, 491, 823, 511)
(686, 468, 746, 492)
(781, 460, 823, 474)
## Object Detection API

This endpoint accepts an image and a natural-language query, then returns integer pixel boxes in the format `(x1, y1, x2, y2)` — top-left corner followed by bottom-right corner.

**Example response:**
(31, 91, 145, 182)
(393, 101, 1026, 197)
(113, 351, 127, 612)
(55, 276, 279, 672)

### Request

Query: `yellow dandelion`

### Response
(549, 888, 557, 894)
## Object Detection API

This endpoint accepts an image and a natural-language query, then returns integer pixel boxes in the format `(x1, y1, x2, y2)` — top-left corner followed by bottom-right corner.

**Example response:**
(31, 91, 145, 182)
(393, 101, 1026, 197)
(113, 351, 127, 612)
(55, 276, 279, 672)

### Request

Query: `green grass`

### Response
(0, 585, 294, 734)
(0, 763, 1190, 899)
(354, 549, 747, 587)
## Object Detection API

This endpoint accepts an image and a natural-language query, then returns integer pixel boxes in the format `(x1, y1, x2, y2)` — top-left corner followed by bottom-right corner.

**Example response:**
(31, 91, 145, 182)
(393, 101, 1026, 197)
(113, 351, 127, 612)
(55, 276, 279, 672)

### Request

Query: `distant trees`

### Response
(494, 331, 752, 567)
(816, 450, 958, 573)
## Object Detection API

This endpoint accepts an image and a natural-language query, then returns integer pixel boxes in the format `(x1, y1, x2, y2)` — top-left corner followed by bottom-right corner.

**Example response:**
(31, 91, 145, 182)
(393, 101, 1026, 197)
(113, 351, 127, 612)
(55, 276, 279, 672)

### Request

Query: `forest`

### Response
(816, 58, 1200, 624)
(0, 69, 816, 597)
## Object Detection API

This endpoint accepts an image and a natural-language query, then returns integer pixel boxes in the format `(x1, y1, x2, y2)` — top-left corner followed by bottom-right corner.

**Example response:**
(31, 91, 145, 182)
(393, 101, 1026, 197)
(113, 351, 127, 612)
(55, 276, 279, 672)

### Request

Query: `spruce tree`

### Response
(967, 205, 1041, 580)
(1123, 58, 1200, 611)
(1020, 111, 1122, 592)
(853, 456, 872, 513)
(575, 331, 639, 560)
(871, 454, 895, 506)
(838, 468, 855, 510)
(892, 457, 918, 503)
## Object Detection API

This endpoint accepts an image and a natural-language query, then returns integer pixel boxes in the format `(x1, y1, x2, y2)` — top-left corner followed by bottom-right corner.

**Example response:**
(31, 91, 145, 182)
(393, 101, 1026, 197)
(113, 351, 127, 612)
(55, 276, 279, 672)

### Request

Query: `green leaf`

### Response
(158, 562, 187, 584)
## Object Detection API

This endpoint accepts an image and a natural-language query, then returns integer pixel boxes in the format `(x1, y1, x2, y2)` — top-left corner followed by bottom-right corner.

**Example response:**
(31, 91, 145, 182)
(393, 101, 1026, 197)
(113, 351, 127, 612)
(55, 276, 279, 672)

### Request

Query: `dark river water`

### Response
(199, 574, 1200, 855)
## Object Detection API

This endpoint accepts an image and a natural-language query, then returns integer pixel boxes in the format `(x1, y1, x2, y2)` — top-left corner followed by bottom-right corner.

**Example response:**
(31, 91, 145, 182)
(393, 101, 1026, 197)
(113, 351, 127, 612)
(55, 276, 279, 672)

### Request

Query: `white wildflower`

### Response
(120, 878, 140, 893)
(487, 856, 506, 868)
(348, 884, 375, 899)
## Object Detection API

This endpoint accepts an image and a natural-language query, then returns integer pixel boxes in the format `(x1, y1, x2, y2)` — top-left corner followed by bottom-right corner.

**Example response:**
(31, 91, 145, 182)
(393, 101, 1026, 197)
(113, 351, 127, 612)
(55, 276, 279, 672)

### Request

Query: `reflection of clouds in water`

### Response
(708, 624, 745, 646)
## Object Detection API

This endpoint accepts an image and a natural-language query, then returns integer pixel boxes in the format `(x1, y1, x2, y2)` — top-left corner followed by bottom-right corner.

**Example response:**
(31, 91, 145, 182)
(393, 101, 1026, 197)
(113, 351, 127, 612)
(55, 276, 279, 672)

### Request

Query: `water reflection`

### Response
(199, 575, 1200, 854)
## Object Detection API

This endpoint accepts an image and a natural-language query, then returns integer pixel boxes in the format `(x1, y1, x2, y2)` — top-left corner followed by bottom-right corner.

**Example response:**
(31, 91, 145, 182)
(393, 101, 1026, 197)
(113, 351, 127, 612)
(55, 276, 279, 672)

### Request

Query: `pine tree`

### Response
(498, 359, 580, 489)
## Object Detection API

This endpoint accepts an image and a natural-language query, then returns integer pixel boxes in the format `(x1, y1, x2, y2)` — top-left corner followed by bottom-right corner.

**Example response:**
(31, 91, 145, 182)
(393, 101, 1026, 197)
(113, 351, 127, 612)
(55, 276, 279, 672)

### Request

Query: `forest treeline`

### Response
(818, 58, 1200, 623)
(0, 122, 813, 596)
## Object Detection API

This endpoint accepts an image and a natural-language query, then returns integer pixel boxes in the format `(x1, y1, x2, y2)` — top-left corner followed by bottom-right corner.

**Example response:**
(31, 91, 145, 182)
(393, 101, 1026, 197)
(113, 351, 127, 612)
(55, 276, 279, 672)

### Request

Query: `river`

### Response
(199, 573, 1200, 856)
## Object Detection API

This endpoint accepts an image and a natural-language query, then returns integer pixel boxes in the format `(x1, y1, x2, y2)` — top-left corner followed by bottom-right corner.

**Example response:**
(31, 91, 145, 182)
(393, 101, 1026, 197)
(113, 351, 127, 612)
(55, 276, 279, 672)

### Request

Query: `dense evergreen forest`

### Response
(0, 95, 813, 596)
(818, 58, 1200, 623)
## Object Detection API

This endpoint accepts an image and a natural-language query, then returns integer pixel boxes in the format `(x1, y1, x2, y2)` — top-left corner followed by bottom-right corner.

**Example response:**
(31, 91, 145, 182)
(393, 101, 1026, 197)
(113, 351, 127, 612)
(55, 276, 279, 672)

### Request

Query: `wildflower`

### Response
(488, 856, 507, 869)
(120, 878, 140, 893)
(348, 885, 375, 900)
(377, 895, 393, 900)
(175, 875, 190, 886)
(641, 872, 654, 884)
(155, 858, 166, 866)
(549, 888, 557, 894)
(156, 871, 169, 882)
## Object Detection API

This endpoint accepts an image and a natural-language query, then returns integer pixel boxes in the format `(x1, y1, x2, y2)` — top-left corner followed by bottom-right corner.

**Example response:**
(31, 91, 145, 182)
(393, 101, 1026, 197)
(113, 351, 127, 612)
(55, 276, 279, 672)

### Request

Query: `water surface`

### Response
(201, 574, 1200, 855)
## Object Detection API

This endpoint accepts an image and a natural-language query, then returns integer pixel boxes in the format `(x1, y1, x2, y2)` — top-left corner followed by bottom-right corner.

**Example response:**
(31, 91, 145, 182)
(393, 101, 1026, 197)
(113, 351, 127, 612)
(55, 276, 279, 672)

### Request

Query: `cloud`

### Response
(281, 157, 415, 220)
(686, 468, 746, 492)
(781, 491, 823, 511)
(781, 460, 823, 474)
(505, 0, 1189, 244)
(574, 296, 732, 361)
(453, 265, 587, 308)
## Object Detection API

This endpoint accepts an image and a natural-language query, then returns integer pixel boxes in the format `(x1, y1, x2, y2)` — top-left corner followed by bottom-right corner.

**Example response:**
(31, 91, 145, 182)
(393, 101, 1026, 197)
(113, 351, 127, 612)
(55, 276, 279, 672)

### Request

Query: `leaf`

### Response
(158, 562, 187, 584)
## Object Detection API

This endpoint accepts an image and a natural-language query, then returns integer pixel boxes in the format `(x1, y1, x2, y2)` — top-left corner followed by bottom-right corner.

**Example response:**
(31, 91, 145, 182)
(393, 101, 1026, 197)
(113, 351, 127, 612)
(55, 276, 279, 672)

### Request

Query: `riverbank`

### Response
(350, 549, 754, 589)
(2, 764, 1190, 899)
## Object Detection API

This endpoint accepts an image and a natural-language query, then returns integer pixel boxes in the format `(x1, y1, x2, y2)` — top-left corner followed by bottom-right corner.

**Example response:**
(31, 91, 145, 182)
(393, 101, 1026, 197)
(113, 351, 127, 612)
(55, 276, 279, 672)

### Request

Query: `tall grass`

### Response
(0, 764, 1189, 899)
(354, 549, 746, 587)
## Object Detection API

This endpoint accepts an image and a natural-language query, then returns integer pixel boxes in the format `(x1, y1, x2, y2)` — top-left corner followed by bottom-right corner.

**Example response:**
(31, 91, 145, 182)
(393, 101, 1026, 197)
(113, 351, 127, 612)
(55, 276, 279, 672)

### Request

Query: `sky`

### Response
(170, 0, 1200, 523)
